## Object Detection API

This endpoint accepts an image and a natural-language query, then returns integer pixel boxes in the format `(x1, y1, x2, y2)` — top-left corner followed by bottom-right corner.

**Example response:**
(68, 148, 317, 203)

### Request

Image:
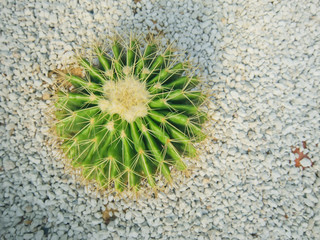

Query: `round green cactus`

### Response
(54, 35, 207, 192)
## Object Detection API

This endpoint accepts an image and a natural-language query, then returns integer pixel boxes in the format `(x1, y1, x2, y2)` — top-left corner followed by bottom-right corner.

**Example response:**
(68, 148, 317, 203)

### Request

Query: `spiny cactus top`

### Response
(54, 36, 207, 192)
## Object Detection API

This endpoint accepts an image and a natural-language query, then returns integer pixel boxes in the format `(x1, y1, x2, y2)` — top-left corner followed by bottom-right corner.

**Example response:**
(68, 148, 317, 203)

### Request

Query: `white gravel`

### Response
(1, 0, 320, 239)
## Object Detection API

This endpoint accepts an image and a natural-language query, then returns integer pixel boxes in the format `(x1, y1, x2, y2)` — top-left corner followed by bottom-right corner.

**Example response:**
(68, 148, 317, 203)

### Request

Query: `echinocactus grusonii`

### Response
(53, 34, 207, 193)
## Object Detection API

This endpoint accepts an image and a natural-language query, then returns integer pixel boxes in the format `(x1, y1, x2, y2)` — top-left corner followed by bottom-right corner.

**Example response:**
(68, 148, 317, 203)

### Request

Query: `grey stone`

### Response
(3, 160, 15, 171)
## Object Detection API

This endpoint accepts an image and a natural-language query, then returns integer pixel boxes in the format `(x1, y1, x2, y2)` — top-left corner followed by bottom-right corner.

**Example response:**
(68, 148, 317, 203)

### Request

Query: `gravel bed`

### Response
(0, 0, 319, 239)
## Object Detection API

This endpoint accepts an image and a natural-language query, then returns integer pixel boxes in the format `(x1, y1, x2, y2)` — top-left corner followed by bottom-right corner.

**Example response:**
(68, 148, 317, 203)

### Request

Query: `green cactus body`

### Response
(54, 36, 207, 192)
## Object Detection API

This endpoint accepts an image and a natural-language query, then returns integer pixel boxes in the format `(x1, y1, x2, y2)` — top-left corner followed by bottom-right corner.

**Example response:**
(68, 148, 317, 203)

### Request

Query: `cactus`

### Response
(54, 35, 207, 192)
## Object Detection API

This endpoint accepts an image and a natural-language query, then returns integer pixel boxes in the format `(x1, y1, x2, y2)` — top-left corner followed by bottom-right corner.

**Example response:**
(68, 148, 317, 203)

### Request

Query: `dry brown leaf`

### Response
(102, 207, 118, 225)
(291, 142, 313, 169)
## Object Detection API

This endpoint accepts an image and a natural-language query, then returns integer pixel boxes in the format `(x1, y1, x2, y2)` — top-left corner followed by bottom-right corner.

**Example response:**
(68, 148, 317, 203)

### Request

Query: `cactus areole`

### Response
(54, 36, 207, 192)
